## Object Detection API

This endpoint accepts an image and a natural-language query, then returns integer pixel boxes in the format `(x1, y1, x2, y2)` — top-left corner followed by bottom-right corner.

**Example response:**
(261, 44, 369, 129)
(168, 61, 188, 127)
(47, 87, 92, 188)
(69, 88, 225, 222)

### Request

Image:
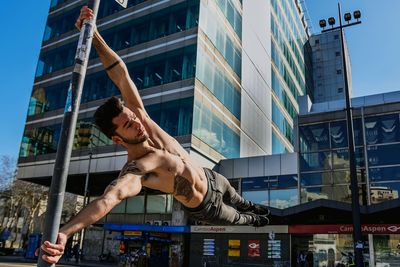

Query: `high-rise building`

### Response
(309, 29, 352, 103)
(17, 0, 310, 264)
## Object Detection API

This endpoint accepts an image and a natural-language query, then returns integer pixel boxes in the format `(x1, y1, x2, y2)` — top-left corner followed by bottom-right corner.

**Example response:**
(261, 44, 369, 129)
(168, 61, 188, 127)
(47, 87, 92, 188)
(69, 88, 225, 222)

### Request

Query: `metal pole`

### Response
(78, 151, 92, 259)
(338, 3, 364, 266)
(37, 1, 100, 266)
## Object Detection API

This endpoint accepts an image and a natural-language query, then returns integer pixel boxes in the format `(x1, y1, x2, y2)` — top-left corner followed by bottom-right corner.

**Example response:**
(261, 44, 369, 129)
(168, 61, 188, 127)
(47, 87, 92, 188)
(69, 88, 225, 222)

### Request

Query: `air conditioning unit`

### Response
(162, 220, 171, 226)
(153, 220, 162, 226)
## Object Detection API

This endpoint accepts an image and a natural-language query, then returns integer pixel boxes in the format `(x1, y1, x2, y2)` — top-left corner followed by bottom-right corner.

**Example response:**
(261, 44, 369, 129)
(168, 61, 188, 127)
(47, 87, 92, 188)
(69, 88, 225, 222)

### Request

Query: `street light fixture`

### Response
(319, 19, 327, 29)
(328, 17, 336, 26)
(354, 10, 361, 20)
(319, 3, 363, 267)
(344, 13, 352, 22)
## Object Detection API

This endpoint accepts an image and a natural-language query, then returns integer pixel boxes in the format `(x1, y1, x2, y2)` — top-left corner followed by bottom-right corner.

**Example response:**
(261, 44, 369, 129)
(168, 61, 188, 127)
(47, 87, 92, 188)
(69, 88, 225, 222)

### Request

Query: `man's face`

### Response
(111, 107, 149, 145)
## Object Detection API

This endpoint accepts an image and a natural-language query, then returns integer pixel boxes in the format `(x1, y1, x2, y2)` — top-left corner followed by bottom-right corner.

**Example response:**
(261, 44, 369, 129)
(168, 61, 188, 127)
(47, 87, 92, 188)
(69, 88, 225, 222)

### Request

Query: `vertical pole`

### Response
(37, 1, 100, 266)
(338, 3, 364, 267)
(361, 107, 375, 266)
(78, 151, 93, 259)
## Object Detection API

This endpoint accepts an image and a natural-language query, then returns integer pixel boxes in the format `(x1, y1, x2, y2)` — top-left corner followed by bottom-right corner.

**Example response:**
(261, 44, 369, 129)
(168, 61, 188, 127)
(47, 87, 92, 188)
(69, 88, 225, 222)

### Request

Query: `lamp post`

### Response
(37, 0, 100, 266)
(78, 142, 93, 260)
(319, 3, 364, 267)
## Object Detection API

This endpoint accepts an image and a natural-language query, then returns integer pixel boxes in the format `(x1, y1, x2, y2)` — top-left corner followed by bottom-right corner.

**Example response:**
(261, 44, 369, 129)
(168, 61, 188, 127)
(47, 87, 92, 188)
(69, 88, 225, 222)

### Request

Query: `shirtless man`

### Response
(38, 6, 270, 265)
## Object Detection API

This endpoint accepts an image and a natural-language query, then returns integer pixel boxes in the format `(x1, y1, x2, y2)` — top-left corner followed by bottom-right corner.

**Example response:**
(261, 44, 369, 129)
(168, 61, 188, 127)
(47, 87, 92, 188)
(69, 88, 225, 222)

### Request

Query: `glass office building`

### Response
(215, 92, 400, 267)
(17, 0, 310, 265)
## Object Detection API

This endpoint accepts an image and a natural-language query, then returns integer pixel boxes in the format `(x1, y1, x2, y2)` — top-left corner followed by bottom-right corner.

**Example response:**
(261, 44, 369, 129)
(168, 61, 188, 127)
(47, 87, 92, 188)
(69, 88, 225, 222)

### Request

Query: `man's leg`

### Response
(212, 171, 251, 208)
(213, 171, 270, 215)
(210, 192, 269, 226)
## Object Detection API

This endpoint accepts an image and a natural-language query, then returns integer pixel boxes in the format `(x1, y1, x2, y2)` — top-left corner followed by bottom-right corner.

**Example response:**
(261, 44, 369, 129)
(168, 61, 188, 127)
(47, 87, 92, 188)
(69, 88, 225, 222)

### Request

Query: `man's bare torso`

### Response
(123, 116, 208, 209)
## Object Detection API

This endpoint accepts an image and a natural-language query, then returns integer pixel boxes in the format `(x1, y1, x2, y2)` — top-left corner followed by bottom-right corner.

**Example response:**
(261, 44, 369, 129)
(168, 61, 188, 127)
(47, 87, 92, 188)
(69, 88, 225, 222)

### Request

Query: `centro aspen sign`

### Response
(289, 224, 400, 234)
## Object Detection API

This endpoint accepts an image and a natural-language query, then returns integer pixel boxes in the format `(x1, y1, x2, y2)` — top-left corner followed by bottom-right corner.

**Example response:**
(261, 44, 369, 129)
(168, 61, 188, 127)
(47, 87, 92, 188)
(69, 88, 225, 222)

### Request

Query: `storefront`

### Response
(104, 224, 189, 267)
(290, 224, 400, 267)
(189, 225, 290, 267)
(187, 224, 400, 267)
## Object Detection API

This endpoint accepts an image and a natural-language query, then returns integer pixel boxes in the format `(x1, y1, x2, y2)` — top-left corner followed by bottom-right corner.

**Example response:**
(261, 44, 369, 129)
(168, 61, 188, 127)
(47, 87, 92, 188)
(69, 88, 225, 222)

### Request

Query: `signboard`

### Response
(267, 240, 281, 259)
(289, 224, 400, 234)
(114, 0, 128, 8)
(228, 240, 240, 257)
(191, 225, 288, 233)
(124, 231, 142, 236)
(203, 239, 215, 256)
(247, 240, 260, 257)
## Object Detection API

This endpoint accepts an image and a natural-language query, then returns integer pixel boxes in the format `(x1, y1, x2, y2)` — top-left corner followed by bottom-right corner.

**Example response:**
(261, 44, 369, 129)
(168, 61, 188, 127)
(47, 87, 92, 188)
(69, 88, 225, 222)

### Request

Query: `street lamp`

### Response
(78, 137, 95, 260)
(320, 3, 363, 267)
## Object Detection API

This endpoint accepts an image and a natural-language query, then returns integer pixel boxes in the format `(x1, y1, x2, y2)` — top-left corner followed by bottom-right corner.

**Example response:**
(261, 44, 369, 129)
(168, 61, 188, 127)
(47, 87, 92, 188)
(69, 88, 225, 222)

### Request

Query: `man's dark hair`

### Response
(94, 96, 124, 138)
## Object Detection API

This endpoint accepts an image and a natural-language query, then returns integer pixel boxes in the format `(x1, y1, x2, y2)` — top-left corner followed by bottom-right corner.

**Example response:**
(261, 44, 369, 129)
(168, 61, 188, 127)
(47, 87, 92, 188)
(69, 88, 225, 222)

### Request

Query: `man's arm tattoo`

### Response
(173, 176, 194, 202)
(109, 179, 119, 187)
(109, 161, 141, 188)
(119, 161, 142, 177)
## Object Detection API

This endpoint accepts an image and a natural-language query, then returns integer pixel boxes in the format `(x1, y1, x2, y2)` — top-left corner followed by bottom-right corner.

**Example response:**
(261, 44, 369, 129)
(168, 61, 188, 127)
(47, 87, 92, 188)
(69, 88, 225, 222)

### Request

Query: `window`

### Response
(315, 39, 320, 45)
(334, 34, 339, 40)
(338, 88, 343, 93)
(336, 69, 342, 75)
(335, 51, 341, 57)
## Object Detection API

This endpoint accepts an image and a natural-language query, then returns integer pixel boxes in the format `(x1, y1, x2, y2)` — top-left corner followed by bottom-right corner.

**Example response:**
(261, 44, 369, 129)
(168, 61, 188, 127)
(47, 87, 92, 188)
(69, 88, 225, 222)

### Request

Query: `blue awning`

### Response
(104, 224, 190, 233)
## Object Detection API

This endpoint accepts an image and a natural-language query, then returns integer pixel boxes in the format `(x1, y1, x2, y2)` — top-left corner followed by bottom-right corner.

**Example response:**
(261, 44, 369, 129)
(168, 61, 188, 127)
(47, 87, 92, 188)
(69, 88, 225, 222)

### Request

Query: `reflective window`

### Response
(301, 172, 330, 186)
(19, 124, 61, 157)
(330, 120, 347, 148)
(28, 82, 69, 116)
(193, 100, 240, 158)
(126, 196, 145, 213)
(242, 175, 298, 209)
(370, 182, 400, 204)
(332, 185, 351, 203)
(332, 149, 349, 169)
(299, 123, 329, 152)
(367, 143, 400, 166)
(215, 0, 242, 39)
(20, 98, 193, 157)
(271, 68, 298, 120)
(47, 1, 154, 40)
(272, 132, 288, 154)
(241, 177, 269, 191)
(365, 113, 400, 145)
(242, 190, 268, 206)
(332, 171, 366, 186)
(146, 194, 172, 213)
(270, 188, 298, 209)
(199, 0, 241, 77)
(369, 166, 400, 182)
(300, 187, 329, 203)
(196, 47, 241, 119)
(331, 148, 364, 169)
(110, 200, 126, 213)
(300, 152, 331, 171)
(147, 98, 193, 137)
(353, 118, 364, 146)
(272, 100, 293, 145)
(31, 46, 196, 116)
(44, 9, 80, 41)
(37, 3, 199, 76)
(278, 175, 298, 188)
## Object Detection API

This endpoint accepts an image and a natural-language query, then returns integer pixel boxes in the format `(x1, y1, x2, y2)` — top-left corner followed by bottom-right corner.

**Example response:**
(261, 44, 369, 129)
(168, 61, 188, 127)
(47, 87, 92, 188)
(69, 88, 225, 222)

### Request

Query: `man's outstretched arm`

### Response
(38, 173, 142, 264)
(76, 7, 146, 118)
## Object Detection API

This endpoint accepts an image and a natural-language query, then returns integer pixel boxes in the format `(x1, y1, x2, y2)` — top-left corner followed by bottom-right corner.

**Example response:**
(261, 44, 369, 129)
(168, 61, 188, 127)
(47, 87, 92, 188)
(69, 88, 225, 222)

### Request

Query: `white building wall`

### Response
(240, 0, 273, 157)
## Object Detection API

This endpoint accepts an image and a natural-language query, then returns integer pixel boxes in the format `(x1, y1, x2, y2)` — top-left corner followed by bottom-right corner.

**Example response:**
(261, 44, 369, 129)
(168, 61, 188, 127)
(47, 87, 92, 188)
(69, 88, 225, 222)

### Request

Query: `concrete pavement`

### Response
(0, 255, 118, 267)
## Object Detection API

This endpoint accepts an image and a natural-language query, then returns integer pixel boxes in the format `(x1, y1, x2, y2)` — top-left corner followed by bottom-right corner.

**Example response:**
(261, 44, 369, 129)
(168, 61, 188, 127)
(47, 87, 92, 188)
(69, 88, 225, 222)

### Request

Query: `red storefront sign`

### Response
(289, 224, 400, 234)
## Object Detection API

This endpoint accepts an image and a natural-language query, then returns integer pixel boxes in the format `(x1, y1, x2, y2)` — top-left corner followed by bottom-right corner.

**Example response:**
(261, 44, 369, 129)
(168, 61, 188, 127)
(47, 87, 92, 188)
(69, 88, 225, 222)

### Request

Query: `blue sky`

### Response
(0, 0, 399, 158)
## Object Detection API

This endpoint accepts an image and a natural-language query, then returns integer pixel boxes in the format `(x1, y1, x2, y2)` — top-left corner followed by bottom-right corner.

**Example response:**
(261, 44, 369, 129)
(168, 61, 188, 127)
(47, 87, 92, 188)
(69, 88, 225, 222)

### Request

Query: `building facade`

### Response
(213, 92, 400, 267)
(309, 29, 352, 103)
(16, 0, 310, 266)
